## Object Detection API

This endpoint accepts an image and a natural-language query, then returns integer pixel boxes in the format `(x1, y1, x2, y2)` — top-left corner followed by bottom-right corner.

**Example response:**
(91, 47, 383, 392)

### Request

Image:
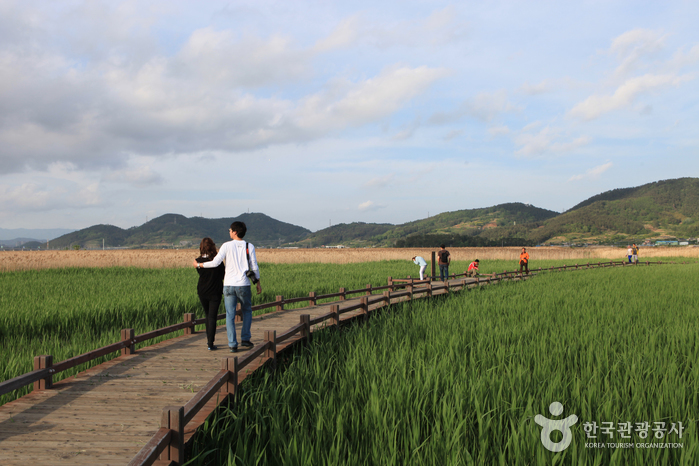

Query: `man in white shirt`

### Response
(194, 221, 262, 352)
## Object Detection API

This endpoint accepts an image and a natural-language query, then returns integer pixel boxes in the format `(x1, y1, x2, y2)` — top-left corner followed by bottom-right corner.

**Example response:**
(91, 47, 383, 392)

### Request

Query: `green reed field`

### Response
(186, 263, 698, 466)
(1, 258, 530, 405)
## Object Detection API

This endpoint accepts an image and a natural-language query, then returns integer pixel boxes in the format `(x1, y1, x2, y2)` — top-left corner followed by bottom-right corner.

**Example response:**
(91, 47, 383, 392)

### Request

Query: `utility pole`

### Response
(103, 238, 105, 250)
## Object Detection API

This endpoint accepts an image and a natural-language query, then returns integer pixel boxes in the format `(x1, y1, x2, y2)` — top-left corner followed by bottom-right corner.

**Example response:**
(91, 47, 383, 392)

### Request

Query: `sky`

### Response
(1, 1, 698, 232)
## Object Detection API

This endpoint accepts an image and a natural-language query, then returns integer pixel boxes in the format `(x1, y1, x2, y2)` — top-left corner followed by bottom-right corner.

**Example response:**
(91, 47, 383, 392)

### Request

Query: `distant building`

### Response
(654, 240, 679, 246)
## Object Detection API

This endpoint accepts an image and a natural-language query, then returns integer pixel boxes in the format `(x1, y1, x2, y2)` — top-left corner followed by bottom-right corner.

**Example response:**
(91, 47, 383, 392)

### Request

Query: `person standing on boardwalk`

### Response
(467, 259, 480, 277)
(194, 238, 225, 351)
(627, 245, 633, 263)
(193, 221, 262, 353)
(631, 243, 639, 264)
(438, 244, 451, 282)
(412, 256, 428, 280)
(519, 247, 530, 275)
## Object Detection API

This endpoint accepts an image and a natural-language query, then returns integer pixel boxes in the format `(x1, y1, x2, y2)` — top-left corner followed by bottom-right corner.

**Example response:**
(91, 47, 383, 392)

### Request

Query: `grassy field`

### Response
(2, 259, 502, 405)
(186, 264, 699, 465)
(2, 246, 697, 271)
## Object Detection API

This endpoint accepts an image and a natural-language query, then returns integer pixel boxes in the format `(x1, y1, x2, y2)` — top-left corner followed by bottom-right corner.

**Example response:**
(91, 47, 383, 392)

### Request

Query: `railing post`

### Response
(445, 280, 450, 294)
(383, 290, 390, 306)
(33, 355, 53, 391)
(426, 282, 432, 297)
(300, 314, 311, 342)
(221, 357, 239, 396)
(121, 328, 135, 356)
(184, 313, 195, 335)
(365, 284, 372, 296)
(331, 304, 340, 327)
(408, 278, 413, 294)
(276, 295, 284, 312)
(339, 288, 346, 301)
(160, 406, 184, 465)
(360, 296, 369, 320)
(264, 331, 277, 371)
(309, 291, 317, 307)
(431, 251, 436, 280)
(388, 277, 394, 292)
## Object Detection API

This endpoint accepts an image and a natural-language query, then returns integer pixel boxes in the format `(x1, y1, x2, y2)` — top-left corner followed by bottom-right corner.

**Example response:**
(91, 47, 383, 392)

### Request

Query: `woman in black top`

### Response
(195, 237, 225, 350)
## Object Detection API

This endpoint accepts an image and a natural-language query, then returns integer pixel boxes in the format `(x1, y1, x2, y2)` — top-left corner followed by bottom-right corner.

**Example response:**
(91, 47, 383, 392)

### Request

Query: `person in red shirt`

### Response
(519, 248, 530, 274)
(467, 259, 480, 277)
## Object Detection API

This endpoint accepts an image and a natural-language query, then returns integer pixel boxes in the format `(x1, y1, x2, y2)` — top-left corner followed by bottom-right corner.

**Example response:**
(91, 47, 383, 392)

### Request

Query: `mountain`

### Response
(49, 213, 311, 249)
(292, 203, 559, 247)
(294, 179, 699, 247)
(527, 178, 699, 244)
(296, 222, 395, 247)
(30, 177, 699, 250)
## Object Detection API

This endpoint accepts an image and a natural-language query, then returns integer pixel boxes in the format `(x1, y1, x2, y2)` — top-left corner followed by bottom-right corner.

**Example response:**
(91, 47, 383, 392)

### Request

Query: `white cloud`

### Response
(296, 65, 448, 132)
(488, 125, 510, 137)
(568, 162, 613, 181)
(519, 80, 553, 95)
(314, 14, 362, 52)
(103, 166, 164, 187)
(429, 90, 519, 124)
(363, 174, 395, 189)
(0, 181, 103, 212)
(443, 129, 464, 140)
(358, 200, 385, 211)
(610, 29, 667, 78)
(569, 73, 692, 120)
(515, 126, 590, 157)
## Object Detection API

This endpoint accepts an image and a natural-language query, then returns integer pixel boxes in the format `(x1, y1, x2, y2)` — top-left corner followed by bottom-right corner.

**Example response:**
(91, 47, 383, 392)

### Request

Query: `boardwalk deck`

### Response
(1, 276, 498, 465)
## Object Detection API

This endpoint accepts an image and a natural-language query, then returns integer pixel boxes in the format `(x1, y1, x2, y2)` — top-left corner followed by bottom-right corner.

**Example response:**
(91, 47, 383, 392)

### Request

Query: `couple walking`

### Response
(193, 222, 262, 353)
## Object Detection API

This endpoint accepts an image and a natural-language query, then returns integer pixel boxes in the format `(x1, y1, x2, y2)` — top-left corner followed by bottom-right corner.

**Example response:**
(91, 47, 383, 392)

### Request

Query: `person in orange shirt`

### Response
(519, 247, 530, 274)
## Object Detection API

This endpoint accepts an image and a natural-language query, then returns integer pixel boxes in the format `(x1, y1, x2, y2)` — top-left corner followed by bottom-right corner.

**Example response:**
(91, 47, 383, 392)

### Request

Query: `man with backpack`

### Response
(437, 244, 451, 282)
(194, 221, 262, 353)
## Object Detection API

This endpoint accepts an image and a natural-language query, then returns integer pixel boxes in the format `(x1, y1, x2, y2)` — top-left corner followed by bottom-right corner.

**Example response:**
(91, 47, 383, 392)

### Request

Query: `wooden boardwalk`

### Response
(0, 276, 489, 465)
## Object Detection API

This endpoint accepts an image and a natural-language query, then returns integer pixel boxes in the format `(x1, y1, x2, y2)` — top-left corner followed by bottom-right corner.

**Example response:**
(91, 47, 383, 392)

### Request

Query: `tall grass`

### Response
(2, 259, 475, 405)
(186, 264, 699, 465)
(2, 248, 697, 271)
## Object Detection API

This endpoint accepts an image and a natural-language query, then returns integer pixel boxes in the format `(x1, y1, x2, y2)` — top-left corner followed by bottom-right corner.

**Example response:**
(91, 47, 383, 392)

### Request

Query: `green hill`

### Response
(297, 223, 395, 247)
(530, 178, 699, 244)
(50, 213, 311, 249)
(47, 178, 699, 249)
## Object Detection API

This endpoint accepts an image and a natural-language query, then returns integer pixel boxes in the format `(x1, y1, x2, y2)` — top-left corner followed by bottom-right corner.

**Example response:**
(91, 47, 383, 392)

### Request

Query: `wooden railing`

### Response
(128, 279, 484, 465)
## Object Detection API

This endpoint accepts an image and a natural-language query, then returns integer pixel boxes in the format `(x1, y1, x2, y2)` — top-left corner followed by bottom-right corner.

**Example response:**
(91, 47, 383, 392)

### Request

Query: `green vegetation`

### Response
(187, 264, 699, 465)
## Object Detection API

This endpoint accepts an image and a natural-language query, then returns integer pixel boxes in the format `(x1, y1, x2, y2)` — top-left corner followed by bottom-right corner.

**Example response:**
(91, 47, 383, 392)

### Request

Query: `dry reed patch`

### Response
(1, 246, 697, 272)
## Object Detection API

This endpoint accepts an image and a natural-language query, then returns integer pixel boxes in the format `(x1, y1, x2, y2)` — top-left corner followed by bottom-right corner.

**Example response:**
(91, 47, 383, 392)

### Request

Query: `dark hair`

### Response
(230, 221, 247, 238)
(475, 259, 479, 262)
(199, 237, 217, 258)
(440, 244, 446, 248)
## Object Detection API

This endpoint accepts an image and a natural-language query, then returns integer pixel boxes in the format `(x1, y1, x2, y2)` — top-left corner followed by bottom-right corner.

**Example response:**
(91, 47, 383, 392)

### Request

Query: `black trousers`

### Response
(519, 261, 529, 274)
(199, 295, 221, 346)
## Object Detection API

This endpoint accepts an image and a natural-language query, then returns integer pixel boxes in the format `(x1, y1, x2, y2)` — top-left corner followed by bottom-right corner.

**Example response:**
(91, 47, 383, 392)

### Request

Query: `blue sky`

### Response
(1, 0, 698, 232)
